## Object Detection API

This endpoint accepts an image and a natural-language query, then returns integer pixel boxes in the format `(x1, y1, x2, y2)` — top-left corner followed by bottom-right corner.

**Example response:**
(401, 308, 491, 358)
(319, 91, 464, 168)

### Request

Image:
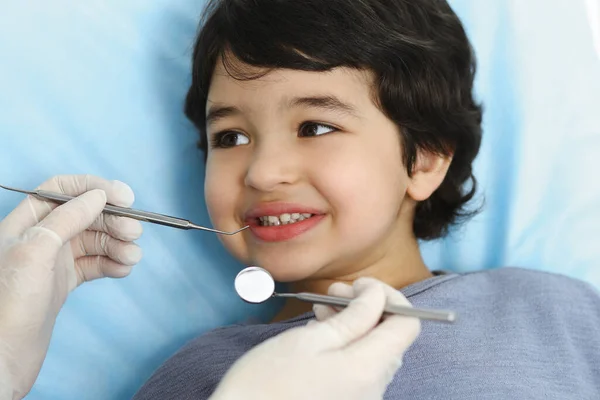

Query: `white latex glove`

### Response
(210, 277, 421, 400)
(0, 175, 143, 400)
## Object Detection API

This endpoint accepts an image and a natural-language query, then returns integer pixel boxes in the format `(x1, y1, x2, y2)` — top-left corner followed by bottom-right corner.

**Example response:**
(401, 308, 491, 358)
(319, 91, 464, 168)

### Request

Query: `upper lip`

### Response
(244, 202, 324, 222)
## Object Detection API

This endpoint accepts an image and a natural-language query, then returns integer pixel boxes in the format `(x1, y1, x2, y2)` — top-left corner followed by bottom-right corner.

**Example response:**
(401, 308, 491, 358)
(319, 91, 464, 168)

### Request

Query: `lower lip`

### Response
(249, 215, 325, 242)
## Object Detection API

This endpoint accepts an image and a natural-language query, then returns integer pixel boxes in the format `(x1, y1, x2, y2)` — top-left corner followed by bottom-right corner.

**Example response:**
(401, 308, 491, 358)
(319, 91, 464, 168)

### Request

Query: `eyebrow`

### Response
(205, 95, 360, 126)
(206, 105, 241, 126)
(287, 95, 360, 118)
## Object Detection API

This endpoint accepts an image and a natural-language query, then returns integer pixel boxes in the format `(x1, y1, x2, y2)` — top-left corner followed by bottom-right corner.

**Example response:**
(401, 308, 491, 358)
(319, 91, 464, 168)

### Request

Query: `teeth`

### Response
(258, 213, 314, 226)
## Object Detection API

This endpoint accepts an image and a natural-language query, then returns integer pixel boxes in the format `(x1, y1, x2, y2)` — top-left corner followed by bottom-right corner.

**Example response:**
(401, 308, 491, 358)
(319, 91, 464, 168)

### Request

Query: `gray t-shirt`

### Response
(134, 267, 600, 399)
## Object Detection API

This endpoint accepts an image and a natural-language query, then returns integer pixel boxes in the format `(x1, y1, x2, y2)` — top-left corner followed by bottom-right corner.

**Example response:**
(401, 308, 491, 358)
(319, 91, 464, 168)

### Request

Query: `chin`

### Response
(225, 248, 314, 282)
(257, 261, 318, 283)
(269, 271, 311, 283)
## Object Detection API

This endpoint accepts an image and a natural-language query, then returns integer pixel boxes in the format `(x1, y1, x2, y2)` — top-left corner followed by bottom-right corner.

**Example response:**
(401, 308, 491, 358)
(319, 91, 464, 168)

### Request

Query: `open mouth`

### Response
(257, 213, 314, 226)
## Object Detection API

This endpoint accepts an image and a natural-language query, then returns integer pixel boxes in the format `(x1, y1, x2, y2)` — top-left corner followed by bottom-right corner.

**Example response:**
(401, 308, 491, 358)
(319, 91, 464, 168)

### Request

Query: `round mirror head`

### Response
(234, 266, 275, 304)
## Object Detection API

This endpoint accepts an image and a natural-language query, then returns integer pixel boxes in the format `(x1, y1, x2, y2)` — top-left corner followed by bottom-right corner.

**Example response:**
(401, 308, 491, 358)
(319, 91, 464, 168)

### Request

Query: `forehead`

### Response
(206, 58, 376, 112)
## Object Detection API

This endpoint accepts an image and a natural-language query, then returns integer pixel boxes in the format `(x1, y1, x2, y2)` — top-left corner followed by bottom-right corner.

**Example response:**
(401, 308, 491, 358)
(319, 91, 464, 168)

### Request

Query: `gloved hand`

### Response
(210, 277, 420, 400)
(0, 175, 143, 399)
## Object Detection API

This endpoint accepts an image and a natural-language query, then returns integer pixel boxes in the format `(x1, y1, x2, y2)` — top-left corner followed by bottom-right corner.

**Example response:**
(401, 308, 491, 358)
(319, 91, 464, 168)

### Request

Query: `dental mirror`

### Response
(234, 266, 276, 304)
(234, 266, 457, 323)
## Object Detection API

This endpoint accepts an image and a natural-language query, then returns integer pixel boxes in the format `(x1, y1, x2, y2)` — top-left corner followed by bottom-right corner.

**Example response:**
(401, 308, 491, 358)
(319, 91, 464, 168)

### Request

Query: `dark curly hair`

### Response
(184, 0, 483, 240)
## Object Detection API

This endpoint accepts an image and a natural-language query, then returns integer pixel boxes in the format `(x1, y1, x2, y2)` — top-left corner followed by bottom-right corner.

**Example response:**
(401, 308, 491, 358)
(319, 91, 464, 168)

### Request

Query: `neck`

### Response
(271, 233, 432, 322)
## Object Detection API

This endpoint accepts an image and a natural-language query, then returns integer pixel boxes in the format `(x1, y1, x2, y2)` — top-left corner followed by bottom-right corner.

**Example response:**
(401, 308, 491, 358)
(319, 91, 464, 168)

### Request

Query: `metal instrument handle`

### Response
(36, 190, 191, 229)
(291, 292, 456, 323)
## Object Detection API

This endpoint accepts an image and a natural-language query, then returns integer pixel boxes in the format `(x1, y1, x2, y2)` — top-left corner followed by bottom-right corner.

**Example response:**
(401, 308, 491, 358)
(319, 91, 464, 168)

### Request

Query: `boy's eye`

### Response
(212, 131, 250, 148)
(298, 122, 337, 137)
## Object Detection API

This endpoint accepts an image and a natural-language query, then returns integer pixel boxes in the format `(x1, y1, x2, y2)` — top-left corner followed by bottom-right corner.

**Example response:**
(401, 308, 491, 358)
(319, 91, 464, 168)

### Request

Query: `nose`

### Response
(244, 141, 301, 192)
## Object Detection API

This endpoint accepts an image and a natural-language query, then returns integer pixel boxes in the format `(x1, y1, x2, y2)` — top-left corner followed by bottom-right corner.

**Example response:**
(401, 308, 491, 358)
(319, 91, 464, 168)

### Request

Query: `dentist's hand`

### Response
(0, 175, 143, 399)
(210, 278, 421, 400)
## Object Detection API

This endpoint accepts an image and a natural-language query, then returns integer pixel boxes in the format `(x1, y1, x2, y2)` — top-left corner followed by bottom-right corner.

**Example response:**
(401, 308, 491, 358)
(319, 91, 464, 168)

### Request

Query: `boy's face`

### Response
(204, 59, 432, 282)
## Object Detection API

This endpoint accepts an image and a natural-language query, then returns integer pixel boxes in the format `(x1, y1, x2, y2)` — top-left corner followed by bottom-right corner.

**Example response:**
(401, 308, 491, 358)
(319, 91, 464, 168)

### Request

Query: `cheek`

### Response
(204, 159, 250, 262)
(334, 166, 404, 222)
(204, 160, 238, 227)
(314, 141, 407, 236)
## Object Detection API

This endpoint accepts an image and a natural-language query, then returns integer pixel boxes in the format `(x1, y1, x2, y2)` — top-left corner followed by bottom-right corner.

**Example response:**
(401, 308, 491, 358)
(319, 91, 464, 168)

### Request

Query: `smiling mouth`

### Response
(258, 213, 314, 226)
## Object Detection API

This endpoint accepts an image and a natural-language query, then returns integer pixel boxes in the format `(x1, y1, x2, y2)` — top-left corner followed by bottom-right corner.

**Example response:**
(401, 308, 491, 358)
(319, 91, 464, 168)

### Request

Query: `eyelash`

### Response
(210, 131, 241, 149)
(298, 121, 339, 137)
(209, 121, 340, 149)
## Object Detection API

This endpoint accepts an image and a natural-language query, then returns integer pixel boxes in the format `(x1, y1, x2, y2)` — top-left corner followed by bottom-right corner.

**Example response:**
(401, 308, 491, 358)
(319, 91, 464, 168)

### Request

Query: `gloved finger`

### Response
(346, 278, 420, 376)
(0, 175, 134, 237)
(308, 279, 386, 351)
(313, 304, 336, 321)
(23, 190, 108, 250)
(71, 231, 142, 266)
(313, 281, 354, 321)
(88, 214, 143, 242)
(74, 256, 133, 285)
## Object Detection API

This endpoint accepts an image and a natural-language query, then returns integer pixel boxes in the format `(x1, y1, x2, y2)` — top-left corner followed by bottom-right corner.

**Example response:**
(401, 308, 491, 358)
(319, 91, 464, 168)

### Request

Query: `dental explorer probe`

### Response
(0, 184, 248, 235)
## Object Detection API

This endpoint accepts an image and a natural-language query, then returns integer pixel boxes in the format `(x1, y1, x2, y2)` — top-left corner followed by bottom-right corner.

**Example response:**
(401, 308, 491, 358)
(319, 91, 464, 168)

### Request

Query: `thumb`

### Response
(28, 189, 108, 248)
(308, 280, 387, 351)
(313, 282, 354, 321)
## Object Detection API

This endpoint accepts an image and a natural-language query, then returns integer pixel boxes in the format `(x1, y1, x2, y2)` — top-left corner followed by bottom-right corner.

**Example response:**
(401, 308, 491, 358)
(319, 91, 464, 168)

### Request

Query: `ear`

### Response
(406, 151, 452, 201)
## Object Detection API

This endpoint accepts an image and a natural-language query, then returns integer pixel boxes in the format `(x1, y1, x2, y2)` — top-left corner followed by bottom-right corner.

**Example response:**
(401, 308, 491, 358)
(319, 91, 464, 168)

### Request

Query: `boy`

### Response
(135, 0, 600, 398)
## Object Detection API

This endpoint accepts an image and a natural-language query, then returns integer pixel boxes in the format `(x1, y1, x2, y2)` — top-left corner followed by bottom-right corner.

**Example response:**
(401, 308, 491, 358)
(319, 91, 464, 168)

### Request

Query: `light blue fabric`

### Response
(0, 0, 598, 399)
(420, 0, 600, 283)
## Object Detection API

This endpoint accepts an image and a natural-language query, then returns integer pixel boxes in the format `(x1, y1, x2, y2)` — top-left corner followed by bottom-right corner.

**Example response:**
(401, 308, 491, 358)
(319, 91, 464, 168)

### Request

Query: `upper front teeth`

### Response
(259, 213, 313, 226)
